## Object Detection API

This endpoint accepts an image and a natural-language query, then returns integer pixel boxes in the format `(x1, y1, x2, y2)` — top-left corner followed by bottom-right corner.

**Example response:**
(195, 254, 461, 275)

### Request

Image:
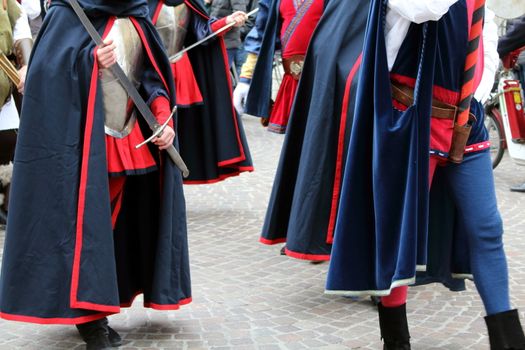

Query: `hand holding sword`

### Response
(169, 8, 260, 63)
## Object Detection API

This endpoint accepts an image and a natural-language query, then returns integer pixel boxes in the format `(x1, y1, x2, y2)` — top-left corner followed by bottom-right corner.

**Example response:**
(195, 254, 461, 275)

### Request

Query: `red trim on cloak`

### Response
(284, 247, 330, 262)
(184, 0, 210, 19)
(152, 0, 165, 24)
(145, 298, 192, 310)
(119, 292, 192, 310)
(70, 17, 121, 313)
(183, 166, 254, 185)
(0, 312, 111, 325)
(130, 18, 170, 93)
(216, 37, 247, 165)
(326, 54, 362, 244)
(259, 236, 287, 245)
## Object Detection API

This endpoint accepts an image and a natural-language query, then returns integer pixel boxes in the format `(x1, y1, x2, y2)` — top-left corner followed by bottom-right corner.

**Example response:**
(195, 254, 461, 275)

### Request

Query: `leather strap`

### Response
(282, 55, 305, 80)
(391, 82, 457, 120)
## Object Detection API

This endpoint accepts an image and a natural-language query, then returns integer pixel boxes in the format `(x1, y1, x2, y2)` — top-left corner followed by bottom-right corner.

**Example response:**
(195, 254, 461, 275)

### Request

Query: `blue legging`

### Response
(383, 150, 510, 315)
(438, 150, 510, 315)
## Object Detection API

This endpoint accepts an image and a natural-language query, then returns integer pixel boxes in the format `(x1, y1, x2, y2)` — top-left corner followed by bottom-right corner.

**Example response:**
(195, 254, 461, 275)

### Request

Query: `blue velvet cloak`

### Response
(0, 0, 191, 324)
(326, 0, 478, 295)
(260, 0, 371, 260)
(150, 0, 254, 184)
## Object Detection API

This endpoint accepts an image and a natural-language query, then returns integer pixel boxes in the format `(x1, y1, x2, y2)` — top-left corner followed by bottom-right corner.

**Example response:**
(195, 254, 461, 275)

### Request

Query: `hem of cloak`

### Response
(259, 237, 331, 261)
(183, 166, 254, 185)
(325, 269, 474, 297)
(218, 156, 247, 167)
(284, 247, 330, 261)
(0, 297, 192, 325)
(326, 54, 363, 244)
(120, 292, 193, 310)
(0, 312, 112, 325)
(259, 236, 287, 245)
(267, 123, 287, 134)
(325, 276, 416, 297)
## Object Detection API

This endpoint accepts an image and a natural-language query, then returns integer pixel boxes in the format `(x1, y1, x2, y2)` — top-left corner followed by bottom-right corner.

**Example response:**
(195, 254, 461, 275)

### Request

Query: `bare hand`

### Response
(97, 39, 117, 69)
(226, 11, 248, 27)
(17, 65, 27, 94)
(152, 125, 175, 150)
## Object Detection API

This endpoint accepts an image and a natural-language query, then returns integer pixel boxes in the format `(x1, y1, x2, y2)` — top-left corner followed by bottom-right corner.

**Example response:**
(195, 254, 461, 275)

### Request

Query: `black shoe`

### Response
(99, 317, 122, 347)
(510, 183, 525, 193)
(107, 326, 122, 347)
(485, 309, 525, 349)
(76, 318, 113, 350)
(310, 260, 325, 265)
(280, 246, 286, 255)
(378, 303, 411, 350)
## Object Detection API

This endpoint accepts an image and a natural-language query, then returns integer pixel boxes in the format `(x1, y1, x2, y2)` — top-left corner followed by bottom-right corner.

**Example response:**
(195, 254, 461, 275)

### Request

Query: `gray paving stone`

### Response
(1, 117, 525, 349)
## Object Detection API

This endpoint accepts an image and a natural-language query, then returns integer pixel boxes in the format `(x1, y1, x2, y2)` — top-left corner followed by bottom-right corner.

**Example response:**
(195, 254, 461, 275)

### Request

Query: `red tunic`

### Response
(268, 0, 324, 134)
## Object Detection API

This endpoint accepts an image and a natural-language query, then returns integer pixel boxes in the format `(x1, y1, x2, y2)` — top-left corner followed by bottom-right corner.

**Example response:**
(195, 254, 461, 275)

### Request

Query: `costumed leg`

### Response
(378, 157, 440, 349)
(443, 151, 525, 349)
(75, 178, 125, 349)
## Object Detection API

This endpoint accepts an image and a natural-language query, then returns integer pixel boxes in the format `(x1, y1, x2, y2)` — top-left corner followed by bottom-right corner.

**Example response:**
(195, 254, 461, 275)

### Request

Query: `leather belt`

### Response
(390, 82, 457, 120)
(282, 55, 305, 80)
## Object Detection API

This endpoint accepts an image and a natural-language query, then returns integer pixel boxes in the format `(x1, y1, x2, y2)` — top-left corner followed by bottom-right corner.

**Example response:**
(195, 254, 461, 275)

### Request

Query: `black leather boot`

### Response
(485, 309, 525, 349)
(100, 317, 122, 347)
(76, 318, 112, 350)
(378, 303, 411, 350)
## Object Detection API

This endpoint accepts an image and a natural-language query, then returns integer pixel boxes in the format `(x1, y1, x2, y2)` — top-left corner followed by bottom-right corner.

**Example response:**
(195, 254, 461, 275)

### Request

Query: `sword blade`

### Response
(68, 0, 189, 177)
(169, 8, 259, 63)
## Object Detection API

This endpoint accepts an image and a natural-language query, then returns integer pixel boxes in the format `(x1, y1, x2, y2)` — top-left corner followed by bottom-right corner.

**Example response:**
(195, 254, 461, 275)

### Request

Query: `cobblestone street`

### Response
(1, 116, 525, 349)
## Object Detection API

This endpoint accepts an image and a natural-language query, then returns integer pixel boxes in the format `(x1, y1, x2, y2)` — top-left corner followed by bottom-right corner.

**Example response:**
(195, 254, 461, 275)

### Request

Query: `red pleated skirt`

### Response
(105, 122, 157, 176)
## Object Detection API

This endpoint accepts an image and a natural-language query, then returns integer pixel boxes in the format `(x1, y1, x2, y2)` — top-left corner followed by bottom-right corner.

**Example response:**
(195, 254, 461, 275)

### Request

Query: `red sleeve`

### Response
(210, 17, 230, 35)
(150, 96, 174, 129)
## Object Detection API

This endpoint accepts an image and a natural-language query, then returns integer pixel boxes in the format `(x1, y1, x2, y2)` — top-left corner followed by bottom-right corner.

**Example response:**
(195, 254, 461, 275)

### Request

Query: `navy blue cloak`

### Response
(0, 0, 191, 324)
(326, 0, 477, 296)
(150, 0, 254, 184)
(260, 0, 371, 260)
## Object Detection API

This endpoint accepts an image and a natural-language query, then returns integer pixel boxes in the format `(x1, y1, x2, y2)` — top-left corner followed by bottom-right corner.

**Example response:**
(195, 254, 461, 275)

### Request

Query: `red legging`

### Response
(381, 157, 439, 307)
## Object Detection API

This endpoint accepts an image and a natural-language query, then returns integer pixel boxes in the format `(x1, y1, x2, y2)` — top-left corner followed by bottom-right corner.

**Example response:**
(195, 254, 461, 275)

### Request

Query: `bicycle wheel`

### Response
(484, 109, 505, 169)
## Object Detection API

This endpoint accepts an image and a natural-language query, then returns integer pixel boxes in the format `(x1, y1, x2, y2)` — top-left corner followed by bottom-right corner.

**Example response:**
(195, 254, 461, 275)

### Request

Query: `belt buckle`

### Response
(289, 60, 304, 80)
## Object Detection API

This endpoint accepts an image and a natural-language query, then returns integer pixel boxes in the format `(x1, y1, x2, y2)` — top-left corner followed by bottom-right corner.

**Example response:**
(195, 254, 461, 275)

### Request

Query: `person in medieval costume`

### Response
(258, 0, 370, 261)
(148, 0, 253, 184)
(326, 0, 525, 349)
(0, 1, 190, 349)
(0, 0, 32, 226)
(232, 0, 325, 134)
